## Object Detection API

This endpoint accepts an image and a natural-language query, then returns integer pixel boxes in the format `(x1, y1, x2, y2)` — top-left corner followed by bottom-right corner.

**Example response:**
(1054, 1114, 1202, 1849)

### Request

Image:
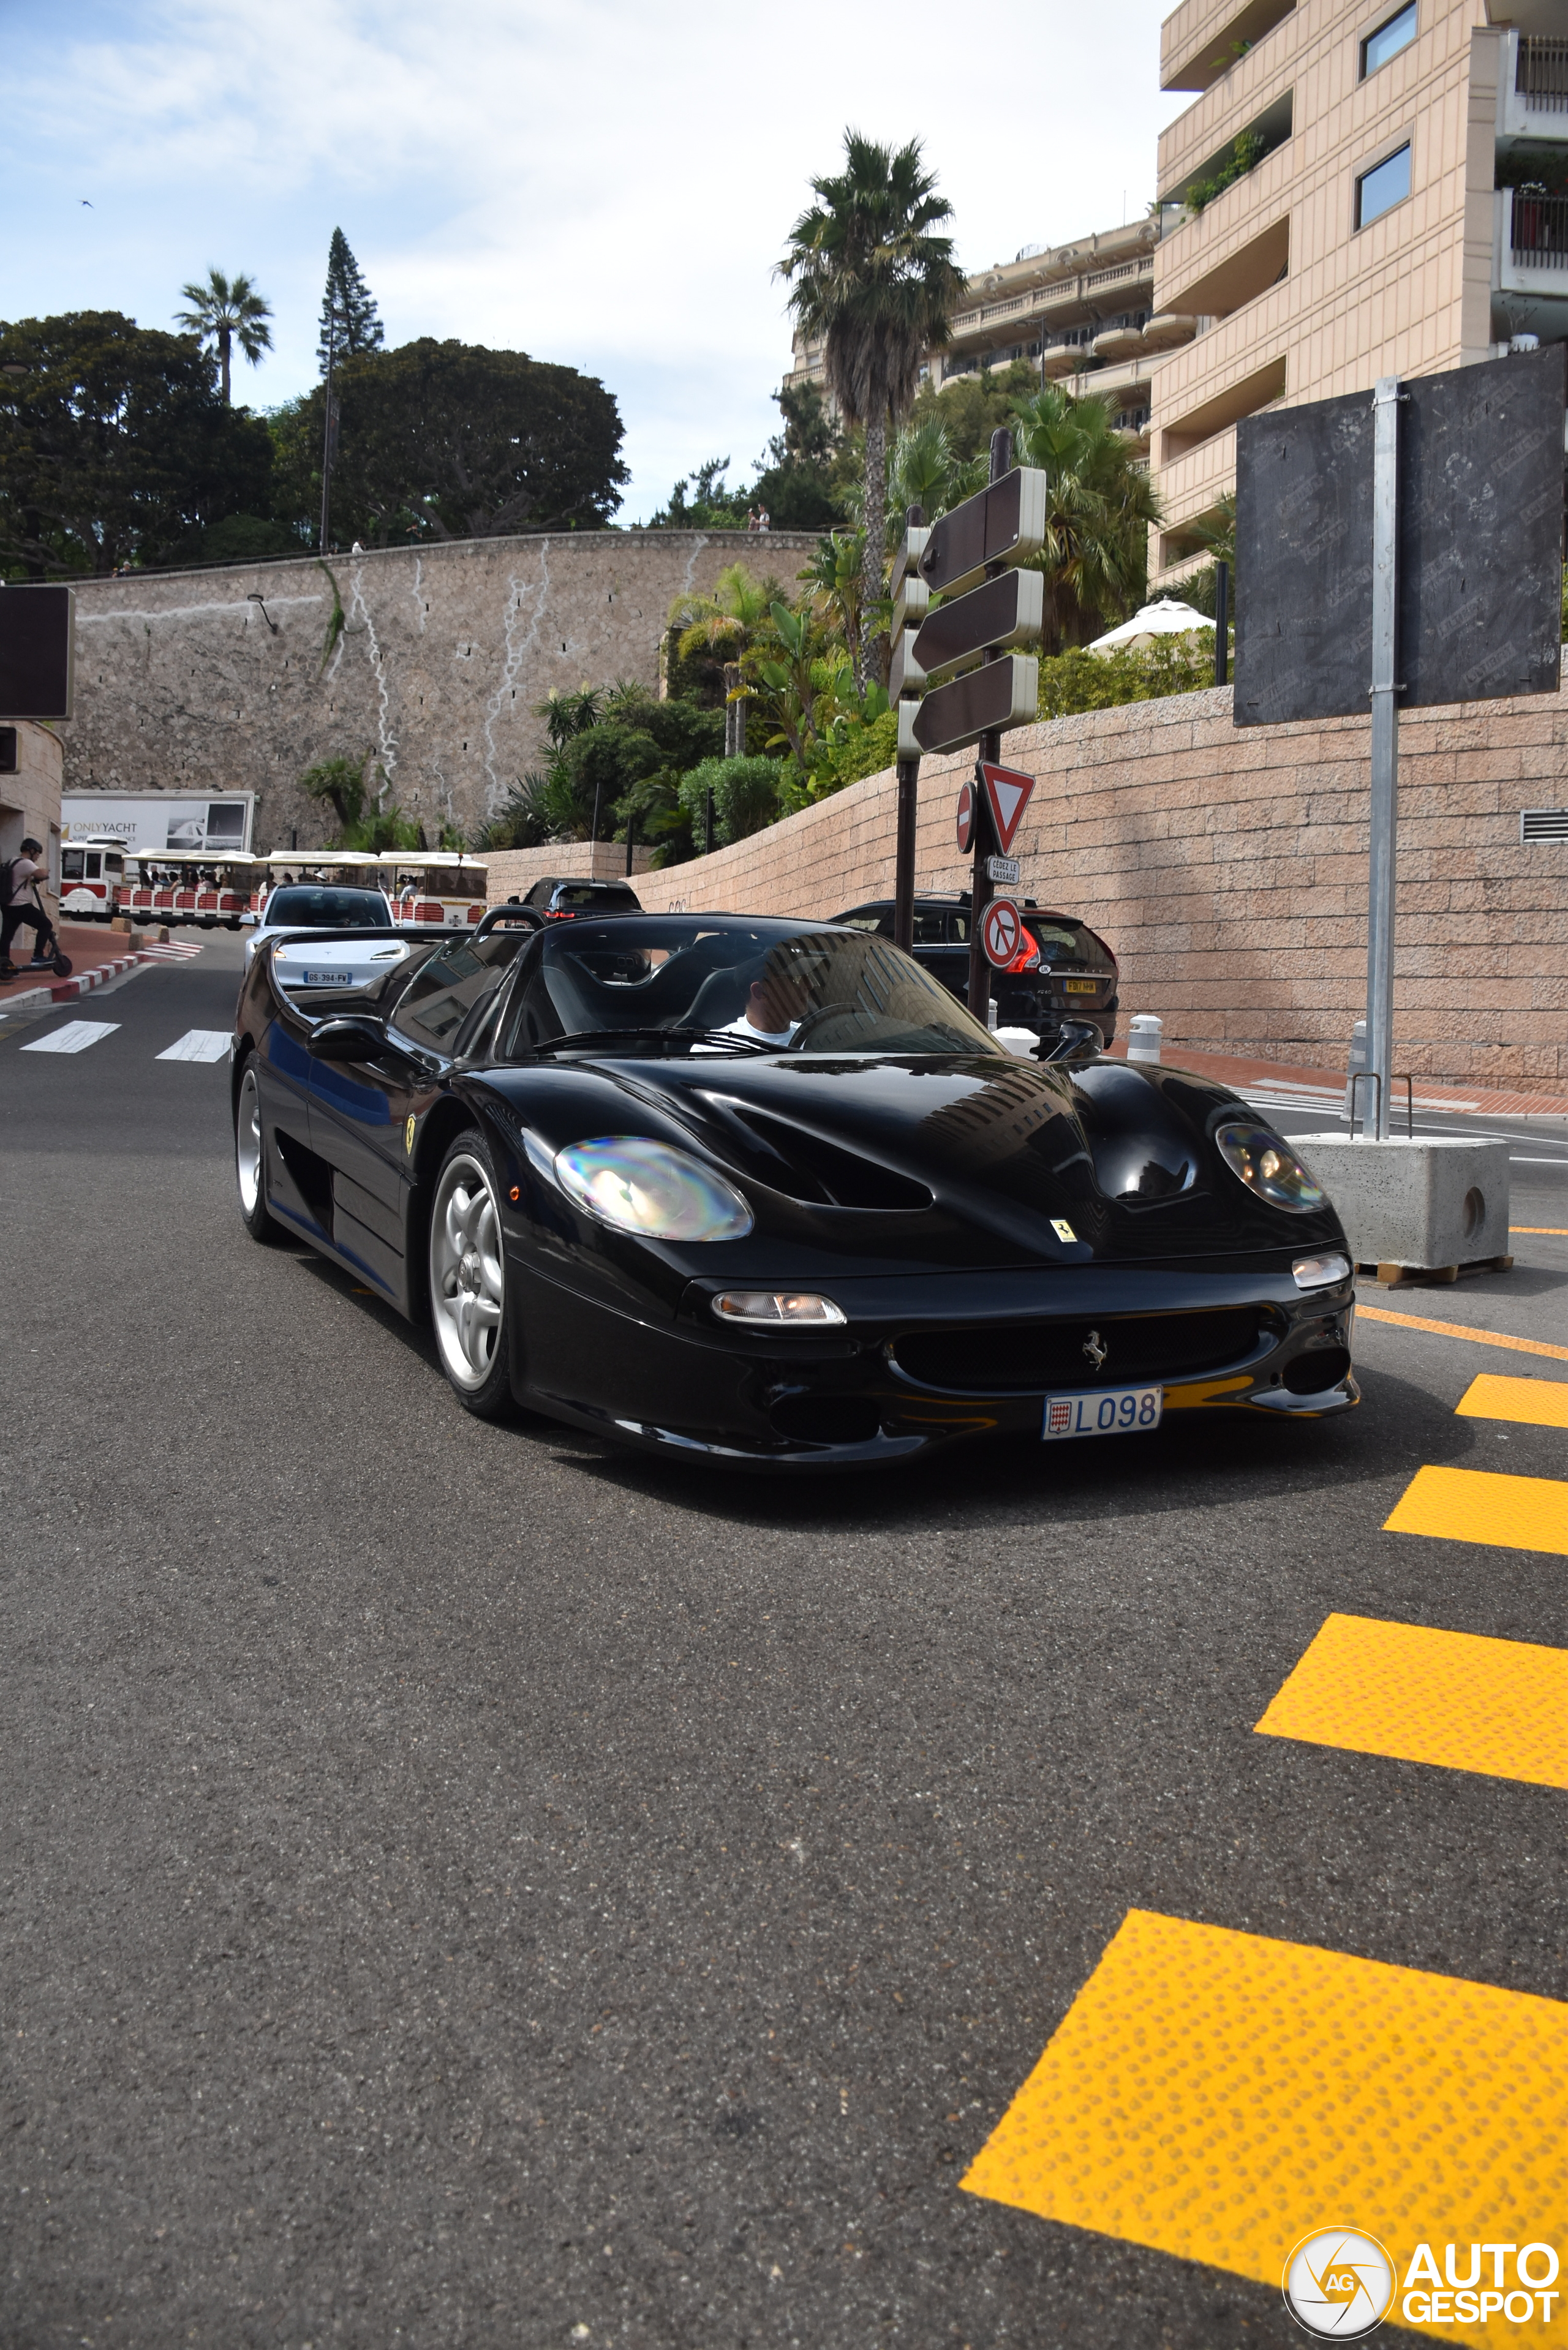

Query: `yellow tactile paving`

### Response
(1357, 1307, 1568, 1362)
(962, 1910, 1568, 2348)
(1510, 1227, 1568, 1237)
(1254, 1611, 1568, 1790)
(1455, 1373, 1568, 1430)
(1383, 1464, 1568, 1557)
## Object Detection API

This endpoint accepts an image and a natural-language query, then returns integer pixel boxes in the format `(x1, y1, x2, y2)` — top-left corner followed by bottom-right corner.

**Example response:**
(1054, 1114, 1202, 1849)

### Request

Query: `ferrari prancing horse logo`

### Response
(1082, 1328, 1109, 1371)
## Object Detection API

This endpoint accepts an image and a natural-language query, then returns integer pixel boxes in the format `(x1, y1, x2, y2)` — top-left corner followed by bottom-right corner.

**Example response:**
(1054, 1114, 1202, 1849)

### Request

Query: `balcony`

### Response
(1501, 33, 1568, 138)
(1496, 186, 1568, 325)
(1161, 0, 1295, 94)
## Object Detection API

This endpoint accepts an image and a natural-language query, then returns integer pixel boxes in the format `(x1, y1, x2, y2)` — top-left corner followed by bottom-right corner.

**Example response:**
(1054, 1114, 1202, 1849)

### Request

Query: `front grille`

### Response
(891, 1308, 1262, 1394)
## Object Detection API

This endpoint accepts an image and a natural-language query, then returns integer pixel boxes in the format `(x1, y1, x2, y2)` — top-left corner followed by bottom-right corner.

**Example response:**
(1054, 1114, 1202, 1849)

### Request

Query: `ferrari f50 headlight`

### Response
(1214, 1121, 1326, 1215)
(554, 1136, 753, 1241)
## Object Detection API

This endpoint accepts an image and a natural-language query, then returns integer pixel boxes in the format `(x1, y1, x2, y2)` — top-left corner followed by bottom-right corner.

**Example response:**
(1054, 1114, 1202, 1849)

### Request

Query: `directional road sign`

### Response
(890, 522, 930, 593)
(913, 568, 1044, 680)
(907, 655, 1039, 756)
(888, 630, 927, 704)
(956, 777, 975, 853)
(891, 572, 930, 636)
(979, 760, 1035, 854)
(982, 896, 1023, 970)
(919, 469, 1047, 598)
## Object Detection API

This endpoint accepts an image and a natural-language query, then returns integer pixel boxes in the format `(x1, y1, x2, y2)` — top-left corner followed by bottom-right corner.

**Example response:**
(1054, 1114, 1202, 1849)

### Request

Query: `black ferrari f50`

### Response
(231, 910, 1357, 1469)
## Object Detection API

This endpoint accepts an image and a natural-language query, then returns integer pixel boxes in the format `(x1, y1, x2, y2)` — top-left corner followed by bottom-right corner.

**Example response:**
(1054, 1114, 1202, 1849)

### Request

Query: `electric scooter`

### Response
(0, 881, 74, 981)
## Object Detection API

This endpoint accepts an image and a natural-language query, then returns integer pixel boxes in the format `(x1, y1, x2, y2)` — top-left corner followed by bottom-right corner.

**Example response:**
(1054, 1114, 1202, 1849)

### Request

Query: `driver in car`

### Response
(714, 951, 815, 1047)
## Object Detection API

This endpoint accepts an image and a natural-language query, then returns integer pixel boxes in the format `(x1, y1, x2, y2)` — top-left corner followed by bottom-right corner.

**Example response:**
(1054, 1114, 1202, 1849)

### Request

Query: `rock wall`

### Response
(59, 530, 821, 852)
(628, 679, 1568, 1097)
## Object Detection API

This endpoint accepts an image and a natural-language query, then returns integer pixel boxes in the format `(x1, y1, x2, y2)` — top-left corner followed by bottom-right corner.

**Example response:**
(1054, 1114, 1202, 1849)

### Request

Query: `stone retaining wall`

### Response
(625, 679, 1568, 1096)
(59, 530, 821, 853)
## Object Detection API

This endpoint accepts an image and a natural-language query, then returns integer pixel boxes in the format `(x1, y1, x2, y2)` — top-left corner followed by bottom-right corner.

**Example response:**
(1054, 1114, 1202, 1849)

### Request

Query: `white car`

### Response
(245, 883, 412, 990)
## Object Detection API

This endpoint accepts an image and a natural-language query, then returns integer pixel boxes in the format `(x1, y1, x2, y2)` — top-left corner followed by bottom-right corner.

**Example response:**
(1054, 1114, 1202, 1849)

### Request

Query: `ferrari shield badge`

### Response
(405, 1114, 416, 1154)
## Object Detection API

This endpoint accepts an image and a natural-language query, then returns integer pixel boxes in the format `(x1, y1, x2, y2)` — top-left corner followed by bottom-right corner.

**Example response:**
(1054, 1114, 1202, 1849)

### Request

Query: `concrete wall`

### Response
(0, 720, 63, 912)
(58, 530, 821, 854)
(627, 678, 1568, 1096)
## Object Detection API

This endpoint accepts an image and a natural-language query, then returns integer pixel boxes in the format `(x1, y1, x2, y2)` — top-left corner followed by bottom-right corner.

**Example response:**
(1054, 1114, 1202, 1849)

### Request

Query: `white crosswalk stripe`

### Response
(156, 1030, 231, 1063)
(139, 940, 205, 960)
(20, 1020, 120, 1055)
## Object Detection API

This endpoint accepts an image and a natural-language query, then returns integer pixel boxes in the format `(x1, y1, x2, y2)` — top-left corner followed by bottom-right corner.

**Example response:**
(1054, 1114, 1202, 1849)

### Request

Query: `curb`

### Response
(0, 949, 153, 1020)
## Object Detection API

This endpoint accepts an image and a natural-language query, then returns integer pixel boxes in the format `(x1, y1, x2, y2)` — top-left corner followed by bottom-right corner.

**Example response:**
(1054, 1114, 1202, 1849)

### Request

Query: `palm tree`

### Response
(1009, 385, 1164, 653)
(778, 132, 967, 684)
(176, 268, 274, 402)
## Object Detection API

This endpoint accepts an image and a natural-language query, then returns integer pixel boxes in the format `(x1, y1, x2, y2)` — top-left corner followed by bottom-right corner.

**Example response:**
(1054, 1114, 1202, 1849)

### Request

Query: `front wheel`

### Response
(235, 1058, 284, 1243)
(429, 1130, 516, 1420)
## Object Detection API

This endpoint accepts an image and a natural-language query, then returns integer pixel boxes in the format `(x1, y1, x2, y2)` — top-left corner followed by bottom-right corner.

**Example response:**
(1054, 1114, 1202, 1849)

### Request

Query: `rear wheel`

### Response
(235, 1058, 284, 1243)
(429, 1129, 516, 1420)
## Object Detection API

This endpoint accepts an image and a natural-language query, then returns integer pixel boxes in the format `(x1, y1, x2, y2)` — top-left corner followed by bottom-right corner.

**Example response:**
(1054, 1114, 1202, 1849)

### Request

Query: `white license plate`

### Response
(301, 969, 351, 986)
(1042, 1384, 1163, 1440)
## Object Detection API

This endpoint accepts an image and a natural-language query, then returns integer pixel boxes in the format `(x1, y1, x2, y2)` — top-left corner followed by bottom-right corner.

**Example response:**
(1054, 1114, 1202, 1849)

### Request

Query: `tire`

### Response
(428, 1128, 516, 1420)
(235, 1057, 285, 1244)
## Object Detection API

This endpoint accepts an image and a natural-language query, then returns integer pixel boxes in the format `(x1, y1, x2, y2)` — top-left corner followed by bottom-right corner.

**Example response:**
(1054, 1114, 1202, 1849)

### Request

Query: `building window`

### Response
(1361, 3, 1416, 78)
(1355, 141, 1411, 228)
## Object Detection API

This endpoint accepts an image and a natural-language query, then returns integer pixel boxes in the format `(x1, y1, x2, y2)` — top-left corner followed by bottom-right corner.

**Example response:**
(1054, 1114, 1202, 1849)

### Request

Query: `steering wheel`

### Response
(788, 1001, 862, 1049)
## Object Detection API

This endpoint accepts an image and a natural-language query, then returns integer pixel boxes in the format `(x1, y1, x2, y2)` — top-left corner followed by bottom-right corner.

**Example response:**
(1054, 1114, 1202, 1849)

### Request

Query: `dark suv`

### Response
(517, 878, 643, 919)
(831, 894, 1119, 1049)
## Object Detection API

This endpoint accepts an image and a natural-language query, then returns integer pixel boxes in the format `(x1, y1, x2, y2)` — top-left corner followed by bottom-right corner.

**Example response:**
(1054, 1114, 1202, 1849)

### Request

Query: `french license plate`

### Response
(1063, 978, 1099, 995)
(1042, 1384, 1163, 1440)
(301, 969, 349, 985)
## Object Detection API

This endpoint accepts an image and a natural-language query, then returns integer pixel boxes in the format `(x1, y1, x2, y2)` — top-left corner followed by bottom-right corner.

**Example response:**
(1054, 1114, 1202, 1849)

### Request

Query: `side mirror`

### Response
(1041, 1020, 1101, 1063)
(307, 1017, 386, 1062)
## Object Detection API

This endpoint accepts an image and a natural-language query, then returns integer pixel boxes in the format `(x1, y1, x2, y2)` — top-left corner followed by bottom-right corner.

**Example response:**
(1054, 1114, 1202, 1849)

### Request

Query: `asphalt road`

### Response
(2, 943, 1564, 2350)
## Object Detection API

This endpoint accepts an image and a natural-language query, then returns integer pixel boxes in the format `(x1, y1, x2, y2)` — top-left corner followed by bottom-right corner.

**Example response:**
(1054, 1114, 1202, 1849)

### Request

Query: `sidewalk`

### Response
(0, 925, 155, 1017)
(1106, 1040, 1568, 1121)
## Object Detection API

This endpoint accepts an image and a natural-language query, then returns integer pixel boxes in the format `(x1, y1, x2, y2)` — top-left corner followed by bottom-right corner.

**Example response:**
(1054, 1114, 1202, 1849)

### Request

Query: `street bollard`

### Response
(1127, 1014, 1163, 1064)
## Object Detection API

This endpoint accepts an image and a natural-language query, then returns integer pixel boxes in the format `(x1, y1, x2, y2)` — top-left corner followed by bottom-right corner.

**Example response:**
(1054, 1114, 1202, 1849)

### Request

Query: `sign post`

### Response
(891, 505, 927, 954)
(1366, 376, 1400, 1139)
(968, 429, 1014, 1018)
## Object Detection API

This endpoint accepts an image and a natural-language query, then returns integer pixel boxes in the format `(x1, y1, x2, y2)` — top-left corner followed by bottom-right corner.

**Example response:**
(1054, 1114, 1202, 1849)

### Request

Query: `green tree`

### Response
(298, 750, 422, 849)
(318, 229, 383, 372)
(0, 311, 273, 577)
(175, 268, 273, 403)
(1008, 383, 1164, 653)
(778, 131, 967, 680)
(797, 527, 869, 685)
(905, 358, 1041, 464)
(676, 756, 781, 851)
(270, 339, 628, 545)
(645, 458, 750, 530)
(745, 382, 847, 529)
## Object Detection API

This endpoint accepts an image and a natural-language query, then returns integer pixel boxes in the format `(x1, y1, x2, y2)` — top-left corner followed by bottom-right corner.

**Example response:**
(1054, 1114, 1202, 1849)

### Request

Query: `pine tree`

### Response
(317, 229, 383, 375)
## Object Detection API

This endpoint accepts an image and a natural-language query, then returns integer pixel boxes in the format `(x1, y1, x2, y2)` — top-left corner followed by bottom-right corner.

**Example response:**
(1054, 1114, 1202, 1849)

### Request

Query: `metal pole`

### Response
(1213, 560, 1229, 688)
(1365, 374, 1401, 1141)
(892, 500, 924, 955)
(967, 428, 1012, 1020)
(625, 804, 636, 879)
(704, 786, 714, 859)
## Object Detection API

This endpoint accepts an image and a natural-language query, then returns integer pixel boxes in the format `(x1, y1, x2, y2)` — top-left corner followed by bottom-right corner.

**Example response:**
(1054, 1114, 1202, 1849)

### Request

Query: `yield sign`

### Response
(982, 896, 1023, 970)
(956, 777, 975, 853)
(979, 761, 1035, 854)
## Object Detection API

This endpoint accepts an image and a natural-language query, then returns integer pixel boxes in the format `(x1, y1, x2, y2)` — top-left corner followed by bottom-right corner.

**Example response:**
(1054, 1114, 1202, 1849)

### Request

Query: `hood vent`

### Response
(701, 1097, 934, 1211)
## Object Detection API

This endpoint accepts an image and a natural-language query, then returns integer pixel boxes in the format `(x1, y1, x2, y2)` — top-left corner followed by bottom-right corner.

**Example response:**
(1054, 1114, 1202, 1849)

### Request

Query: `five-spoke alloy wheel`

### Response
(429, 1132, 515, 1417)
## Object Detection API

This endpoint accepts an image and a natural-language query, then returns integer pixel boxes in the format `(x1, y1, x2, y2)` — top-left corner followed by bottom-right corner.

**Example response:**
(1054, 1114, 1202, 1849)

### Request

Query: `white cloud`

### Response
(3, 0, 1189, 518)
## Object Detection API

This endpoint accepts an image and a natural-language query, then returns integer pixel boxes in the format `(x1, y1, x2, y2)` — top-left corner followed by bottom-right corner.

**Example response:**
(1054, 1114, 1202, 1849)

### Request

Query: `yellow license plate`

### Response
(1063, 978, 1100, 994)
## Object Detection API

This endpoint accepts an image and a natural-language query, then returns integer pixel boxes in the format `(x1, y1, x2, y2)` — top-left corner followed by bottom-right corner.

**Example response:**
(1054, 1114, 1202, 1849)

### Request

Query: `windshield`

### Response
(500, 917, 1005, 1059)
(265, 887, 390, 928)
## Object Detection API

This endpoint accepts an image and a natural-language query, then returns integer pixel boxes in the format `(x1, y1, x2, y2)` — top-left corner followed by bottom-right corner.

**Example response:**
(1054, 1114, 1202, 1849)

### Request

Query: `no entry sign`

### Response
(956, 778, 975, 853)
(982, 896, 1023, 969)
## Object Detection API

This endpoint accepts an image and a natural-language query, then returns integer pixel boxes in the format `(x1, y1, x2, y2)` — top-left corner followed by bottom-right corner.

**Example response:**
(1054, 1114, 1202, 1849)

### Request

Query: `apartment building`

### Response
(782, 214, 1166, 453)
(1149, 0, 1568, 582)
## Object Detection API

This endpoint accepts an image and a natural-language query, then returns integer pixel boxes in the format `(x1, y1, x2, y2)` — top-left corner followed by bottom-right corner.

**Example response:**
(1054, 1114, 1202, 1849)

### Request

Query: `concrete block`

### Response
(1295, 1134, 1511, 1271)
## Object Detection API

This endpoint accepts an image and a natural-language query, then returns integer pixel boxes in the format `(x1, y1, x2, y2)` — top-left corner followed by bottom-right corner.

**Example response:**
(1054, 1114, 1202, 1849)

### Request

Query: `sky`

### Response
(2, 0, 1190, 524)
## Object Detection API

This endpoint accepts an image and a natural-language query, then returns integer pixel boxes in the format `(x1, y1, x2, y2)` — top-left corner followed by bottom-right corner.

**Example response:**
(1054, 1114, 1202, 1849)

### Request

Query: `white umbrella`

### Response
(1088, 596, 1215, 654)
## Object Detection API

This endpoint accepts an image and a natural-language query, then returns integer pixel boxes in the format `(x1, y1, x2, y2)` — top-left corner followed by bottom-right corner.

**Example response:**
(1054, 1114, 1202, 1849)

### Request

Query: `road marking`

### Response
(138, 940, 205, 960)
(1357, 1305, 1568, 1362)
(1456, 1371, 1568, 1429)
(963, 1908, 1568, 2333)
(1255, 1611, 1568, 1789)
(19, 1020, 119, 1055)
(1510, 1156, 1568, 1165)
(156, 1029, 231, 1063)
(1384, 1464, 1568, 1556)
(1512, 1226, 1568, 1236)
